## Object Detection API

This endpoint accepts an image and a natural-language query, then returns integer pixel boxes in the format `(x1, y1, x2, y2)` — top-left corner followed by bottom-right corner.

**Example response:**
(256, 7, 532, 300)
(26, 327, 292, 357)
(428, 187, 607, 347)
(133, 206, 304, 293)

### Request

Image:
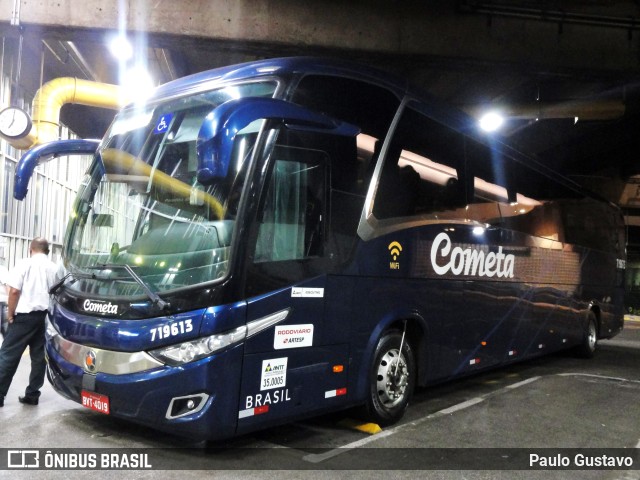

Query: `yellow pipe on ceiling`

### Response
(9, 77, 130, 150)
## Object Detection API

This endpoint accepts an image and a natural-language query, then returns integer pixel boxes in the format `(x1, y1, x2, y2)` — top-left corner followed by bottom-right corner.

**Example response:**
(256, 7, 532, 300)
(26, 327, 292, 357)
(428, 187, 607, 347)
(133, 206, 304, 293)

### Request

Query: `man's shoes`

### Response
(18, 395, 39, 405)
(0, 396, 4, 407)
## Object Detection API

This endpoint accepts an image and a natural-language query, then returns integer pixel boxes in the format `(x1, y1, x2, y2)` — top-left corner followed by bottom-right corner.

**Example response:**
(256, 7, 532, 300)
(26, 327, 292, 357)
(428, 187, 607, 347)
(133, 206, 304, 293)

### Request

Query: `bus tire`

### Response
(364, 330, 416, 427)
(576, 312, 598, 358)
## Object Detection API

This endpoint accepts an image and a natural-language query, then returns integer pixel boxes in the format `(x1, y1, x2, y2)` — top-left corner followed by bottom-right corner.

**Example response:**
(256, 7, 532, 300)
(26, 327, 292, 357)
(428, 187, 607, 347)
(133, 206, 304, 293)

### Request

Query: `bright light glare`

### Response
(222, 86, 241, 99)
(122, 66, 155, 102)
(109, 35, 133, 61)
(479, 112, 504, 132)
(110, 111, 152, 136)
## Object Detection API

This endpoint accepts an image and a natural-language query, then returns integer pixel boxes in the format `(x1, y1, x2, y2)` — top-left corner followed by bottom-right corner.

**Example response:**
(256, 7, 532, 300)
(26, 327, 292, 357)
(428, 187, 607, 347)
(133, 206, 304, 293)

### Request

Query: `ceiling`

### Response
(2, 1, 640, 209)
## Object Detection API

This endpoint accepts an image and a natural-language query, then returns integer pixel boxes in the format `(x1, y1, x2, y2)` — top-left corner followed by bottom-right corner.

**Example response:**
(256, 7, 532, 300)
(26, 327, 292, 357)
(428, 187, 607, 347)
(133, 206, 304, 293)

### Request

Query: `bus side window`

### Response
(372, 103, 467, 220)
(246, 135, 332, 296)
(329, 135, 366, 262)
(374, 144, 421, 218)
(254, 153, 326, 263)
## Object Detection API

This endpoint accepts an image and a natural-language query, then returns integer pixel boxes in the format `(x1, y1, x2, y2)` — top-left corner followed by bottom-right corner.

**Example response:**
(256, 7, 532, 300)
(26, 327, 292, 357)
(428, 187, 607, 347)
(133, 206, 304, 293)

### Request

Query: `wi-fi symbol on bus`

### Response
(388, 241, 403, 261)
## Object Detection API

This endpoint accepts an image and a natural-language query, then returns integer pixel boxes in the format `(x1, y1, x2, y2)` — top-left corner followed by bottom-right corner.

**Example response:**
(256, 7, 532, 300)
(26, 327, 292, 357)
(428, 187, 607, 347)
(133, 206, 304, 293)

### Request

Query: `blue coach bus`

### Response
(15, 57, 626, 440)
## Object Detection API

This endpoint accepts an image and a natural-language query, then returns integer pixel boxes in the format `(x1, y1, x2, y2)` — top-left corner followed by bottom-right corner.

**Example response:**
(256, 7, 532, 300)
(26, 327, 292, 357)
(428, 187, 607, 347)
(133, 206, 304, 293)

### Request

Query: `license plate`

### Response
(81, 390, 110, 415)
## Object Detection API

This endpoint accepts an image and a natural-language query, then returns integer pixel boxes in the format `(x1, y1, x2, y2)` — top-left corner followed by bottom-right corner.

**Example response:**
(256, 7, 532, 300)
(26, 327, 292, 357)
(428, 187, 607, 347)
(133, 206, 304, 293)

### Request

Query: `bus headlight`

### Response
(149, 325, 247, 366)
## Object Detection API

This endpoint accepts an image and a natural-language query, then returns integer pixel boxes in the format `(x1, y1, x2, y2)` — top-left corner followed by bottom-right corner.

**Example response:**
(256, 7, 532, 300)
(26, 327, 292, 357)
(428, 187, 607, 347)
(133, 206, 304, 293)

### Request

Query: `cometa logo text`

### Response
(83, 299, 119, 315)
(430, 232, 515, 278)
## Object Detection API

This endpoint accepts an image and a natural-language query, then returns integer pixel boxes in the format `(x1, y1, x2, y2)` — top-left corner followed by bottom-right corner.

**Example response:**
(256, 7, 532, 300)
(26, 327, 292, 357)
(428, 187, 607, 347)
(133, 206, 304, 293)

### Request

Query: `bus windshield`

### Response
(63, 81, 277, 297)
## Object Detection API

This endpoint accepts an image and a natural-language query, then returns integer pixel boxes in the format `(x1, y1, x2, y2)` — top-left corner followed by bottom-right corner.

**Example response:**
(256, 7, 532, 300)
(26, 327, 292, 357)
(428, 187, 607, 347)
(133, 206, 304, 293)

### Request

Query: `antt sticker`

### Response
(260, 357, 288, 391)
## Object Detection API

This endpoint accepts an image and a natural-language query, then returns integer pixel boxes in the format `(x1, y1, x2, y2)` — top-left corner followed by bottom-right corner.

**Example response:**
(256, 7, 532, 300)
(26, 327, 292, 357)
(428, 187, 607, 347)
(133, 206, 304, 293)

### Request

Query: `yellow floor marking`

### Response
(337, 418, 382, 435)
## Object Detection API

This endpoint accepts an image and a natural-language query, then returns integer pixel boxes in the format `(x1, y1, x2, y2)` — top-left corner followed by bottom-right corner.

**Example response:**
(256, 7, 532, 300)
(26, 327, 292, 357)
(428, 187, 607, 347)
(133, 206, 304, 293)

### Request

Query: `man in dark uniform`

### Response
(0, 238, 62, 406)
(0, 264, 8, 337)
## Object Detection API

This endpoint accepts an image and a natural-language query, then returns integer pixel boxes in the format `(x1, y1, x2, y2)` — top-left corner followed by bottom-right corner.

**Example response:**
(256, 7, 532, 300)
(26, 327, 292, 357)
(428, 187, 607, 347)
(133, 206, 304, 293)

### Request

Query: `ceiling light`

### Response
(479, 111, 504, 132)
(109, 35, 133, 61)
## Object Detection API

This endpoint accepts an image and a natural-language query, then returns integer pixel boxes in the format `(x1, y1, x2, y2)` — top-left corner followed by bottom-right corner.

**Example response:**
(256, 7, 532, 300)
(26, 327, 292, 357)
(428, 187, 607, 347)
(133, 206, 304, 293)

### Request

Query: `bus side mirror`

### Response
(14, 139, 100, 200)
(196, 97, 359, 184)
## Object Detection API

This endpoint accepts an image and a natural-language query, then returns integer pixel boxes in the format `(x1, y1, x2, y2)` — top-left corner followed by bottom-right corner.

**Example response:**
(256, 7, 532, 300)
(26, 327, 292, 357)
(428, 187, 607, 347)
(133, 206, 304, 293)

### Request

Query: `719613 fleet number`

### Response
(150, 319, 193, 341)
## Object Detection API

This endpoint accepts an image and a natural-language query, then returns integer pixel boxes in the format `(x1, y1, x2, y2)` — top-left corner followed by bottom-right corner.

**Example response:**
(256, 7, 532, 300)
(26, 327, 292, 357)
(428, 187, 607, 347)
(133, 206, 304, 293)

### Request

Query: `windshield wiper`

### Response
(88, 263, 170, 310)
(50, 272, 76, 295)
(49, 270, 97, 295)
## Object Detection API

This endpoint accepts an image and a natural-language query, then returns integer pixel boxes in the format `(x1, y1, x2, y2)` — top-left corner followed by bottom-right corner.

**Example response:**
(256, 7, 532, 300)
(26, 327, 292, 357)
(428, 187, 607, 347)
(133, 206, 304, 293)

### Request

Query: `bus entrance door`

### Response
(236, 279, 350, 433)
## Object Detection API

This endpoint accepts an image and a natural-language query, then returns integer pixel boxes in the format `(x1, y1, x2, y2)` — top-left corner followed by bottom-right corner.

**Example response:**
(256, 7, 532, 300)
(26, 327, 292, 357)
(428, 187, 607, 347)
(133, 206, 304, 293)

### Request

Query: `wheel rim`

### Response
(375, 348, 409, 408)
(587, 320, 597, 351)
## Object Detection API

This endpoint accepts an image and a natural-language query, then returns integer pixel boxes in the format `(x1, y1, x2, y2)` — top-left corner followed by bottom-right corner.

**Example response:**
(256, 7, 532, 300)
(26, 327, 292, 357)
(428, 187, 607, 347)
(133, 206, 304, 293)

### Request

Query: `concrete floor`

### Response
(0, 320, 639, 480)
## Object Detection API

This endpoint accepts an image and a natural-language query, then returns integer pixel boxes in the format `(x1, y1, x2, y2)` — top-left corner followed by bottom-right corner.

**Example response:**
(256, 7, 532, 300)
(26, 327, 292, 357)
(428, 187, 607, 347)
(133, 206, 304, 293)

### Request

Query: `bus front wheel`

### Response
(364, 330, 416, 426)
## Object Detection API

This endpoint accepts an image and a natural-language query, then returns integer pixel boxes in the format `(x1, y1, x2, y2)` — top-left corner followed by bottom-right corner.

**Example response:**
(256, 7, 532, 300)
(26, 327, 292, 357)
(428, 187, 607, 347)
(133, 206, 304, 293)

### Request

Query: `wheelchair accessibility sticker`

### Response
(154, 113, 173, 134)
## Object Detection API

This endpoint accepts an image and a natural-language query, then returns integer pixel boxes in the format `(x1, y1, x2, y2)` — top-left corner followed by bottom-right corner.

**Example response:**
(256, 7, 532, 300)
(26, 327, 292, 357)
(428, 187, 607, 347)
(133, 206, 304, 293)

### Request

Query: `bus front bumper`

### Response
(44, 334, 243, 441)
